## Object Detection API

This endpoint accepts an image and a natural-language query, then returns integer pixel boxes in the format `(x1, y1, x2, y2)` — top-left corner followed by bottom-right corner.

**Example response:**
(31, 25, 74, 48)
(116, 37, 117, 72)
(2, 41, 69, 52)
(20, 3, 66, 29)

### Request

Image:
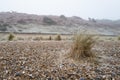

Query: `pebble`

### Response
(0, 41, 120, 79)
(15, 72, 22, 77)
(28, 74, 34, 79)
(80, 77, 85, 80)
(47, 77, 53, 80)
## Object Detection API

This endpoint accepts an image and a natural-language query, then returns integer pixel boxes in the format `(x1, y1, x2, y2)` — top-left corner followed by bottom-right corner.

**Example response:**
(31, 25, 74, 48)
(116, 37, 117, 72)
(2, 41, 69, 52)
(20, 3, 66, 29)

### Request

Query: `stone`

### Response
(15, 72, 22, 77)
(80, 77, 85, 80)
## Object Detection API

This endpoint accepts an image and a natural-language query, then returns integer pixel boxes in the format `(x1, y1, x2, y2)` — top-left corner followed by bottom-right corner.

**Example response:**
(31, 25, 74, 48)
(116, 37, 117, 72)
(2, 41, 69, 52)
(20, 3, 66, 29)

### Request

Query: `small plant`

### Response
(1, 38, 6, 41)
(118, 36, 120, 40)
(69, 33, 96, 62)
(17, 37, 24, 40)
(55, 34, 61, 41)
(8, 33, 15, 41)
(48, 36, 52, 40)
(27, 37, 32, 41)
(33, 37, 43, 41)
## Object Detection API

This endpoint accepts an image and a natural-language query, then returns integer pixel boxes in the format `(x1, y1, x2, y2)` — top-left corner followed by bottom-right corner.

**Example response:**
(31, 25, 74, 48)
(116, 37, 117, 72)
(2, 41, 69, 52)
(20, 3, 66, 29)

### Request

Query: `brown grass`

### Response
(55, 34, 61, 41)
(17, 37, 24, 40)
(8, 33, 15, 41)
(48, 36, 52, 40)
(33, 37, 43, 41)
(69, 33, 96, 62)
(118, 36, 120, 40)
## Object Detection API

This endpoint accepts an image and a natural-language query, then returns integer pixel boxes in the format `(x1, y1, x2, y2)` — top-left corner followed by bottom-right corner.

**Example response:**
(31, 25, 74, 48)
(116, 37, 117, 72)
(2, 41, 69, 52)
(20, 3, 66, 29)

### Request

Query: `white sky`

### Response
(0, 0, 120, 20)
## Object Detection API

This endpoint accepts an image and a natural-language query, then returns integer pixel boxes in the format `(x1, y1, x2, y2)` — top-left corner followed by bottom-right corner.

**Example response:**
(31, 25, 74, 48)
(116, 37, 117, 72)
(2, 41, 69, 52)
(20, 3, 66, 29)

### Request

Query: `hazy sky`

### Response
(0, 0, 120, 20)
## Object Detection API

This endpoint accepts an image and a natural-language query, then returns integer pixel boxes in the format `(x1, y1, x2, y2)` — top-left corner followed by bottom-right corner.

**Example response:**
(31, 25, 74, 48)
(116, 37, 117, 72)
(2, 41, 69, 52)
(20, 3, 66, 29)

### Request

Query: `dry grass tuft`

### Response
(33, 37, 43, 41)
(17, 37, 24, 40)
(55, 34, 61, 41)
(48, 36, 52, 40)
(118, 36, 120, 40)
(8, 33, 15, 41)
(69, 33, 96, 62)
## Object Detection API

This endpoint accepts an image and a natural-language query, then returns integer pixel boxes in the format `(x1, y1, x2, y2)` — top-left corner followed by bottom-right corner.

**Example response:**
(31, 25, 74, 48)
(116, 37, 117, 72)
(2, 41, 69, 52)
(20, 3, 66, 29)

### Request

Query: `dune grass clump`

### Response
(8, 33, 15, 41)
(55, 34, 61, 41)
(17, 37, 24, 41)
(69, 33, 96, 62)
(48, 36, 52, 40)
(33, 37, 43, 41)
(118, 36, 120, 40)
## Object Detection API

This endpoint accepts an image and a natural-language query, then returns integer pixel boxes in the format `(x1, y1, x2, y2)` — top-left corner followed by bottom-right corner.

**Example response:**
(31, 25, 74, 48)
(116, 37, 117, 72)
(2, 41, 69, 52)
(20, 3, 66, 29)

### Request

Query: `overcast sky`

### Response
(0, 0, 120, 20)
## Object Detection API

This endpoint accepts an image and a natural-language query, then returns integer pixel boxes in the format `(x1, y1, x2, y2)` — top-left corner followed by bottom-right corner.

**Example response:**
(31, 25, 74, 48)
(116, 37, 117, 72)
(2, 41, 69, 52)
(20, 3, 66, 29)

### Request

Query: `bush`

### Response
(55, 34, 61, 41)
(69, 33, 96, 61)
(8, 33, 15, 41)
(43, 17, 57, 25)
(60, 15, 67, 20)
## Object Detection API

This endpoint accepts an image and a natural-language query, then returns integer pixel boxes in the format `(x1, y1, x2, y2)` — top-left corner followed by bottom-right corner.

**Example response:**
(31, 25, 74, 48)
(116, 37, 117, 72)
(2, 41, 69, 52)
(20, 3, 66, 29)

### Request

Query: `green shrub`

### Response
(69, 33, 96, 61)
(43, 17, 57, 25)
(8, 33, 15, 41)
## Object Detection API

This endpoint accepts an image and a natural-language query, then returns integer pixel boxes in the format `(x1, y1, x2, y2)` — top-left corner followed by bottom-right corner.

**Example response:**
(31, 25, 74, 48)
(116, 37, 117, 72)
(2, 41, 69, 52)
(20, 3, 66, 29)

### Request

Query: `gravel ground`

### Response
(0, 41, 120, 80)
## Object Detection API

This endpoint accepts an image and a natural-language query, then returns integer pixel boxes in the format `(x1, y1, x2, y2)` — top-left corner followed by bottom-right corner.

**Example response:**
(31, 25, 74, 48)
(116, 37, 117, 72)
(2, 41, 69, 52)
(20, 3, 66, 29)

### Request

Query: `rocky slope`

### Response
(0, 12, 120, 35)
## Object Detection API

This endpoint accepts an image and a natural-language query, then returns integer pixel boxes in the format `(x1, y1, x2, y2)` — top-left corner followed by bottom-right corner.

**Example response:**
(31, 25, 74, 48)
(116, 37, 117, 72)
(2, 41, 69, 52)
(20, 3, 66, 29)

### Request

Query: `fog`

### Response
(0, 0, 120, 20)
